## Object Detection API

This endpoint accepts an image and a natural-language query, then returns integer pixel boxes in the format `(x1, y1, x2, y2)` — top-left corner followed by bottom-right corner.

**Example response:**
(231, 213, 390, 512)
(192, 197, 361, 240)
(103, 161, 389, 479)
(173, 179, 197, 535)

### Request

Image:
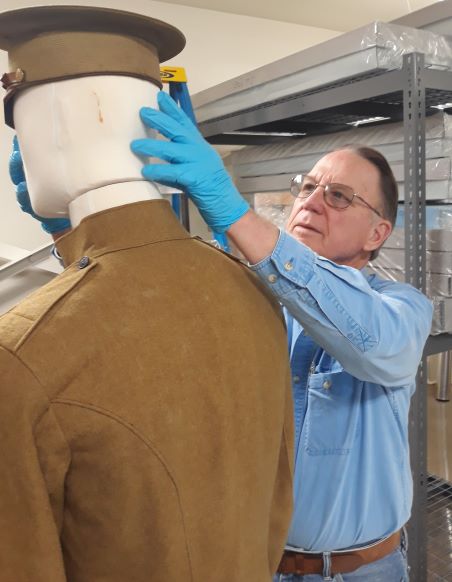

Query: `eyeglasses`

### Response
(290, 174, 383, 218)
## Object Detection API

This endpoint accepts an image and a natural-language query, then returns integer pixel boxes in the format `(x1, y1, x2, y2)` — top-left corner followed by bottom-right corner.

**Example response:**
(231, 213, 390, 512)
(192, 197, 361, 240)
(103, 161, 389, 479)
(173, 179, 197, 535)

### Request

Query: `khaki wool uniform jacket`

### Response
(0, 200, 293, 582)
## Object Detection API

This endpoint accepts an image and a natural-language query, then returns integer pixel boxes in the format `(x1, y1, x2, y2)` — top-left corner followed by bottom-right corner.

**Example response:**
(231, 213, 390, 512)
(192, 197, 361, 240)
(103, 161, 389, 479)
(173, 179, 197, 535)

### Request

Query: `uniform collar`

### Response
(56, 200, 190, 267)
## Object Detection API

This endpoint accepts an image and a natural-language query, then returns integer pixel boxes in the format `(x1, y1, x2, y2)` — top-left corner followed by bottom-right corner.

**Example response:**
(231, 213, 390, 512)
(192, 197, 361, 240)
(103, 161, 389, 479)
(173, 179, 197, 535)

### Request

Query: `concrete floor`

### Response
(427, 383, 452, 581)
(428, 383, 452, 482)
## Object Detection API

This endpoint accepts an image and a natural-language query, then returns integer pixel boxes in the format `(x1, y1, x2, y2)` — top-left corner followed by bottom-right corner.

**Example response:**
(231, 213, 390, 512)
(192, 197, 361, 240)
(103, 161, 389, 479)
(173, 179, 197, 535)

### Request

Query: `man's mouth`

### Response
(292, 223, 321, 235)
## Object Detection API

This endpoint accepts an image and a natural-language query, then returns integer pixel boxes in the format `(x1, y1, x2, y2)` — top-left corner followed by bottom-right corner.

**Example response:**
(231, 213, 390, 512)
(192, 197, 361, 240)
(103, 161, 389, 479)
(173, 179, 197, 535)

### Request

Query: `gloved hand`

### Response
(9, 136, 71, 235)
(130, 91, 249, 233)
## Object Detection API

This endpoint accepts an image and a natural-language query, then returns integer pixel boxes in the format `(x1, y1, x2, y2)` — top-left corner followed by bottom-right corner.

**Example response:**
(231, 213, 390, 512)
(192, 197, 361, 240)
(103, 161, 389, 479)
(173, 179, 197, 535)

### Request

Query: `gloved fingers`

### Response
(16, 182, 34, 213)
(131, 138, 195, 164)
(9, 152, 26, 185)
(141, 162, 189, 191)
(139, 106, 188, 142)
(9, 139, 26, 185)
(41, 217, 72, 235)
(139, 107, 196, 144)
(157, 91, 199, 132)
(12, 135, 20, 152)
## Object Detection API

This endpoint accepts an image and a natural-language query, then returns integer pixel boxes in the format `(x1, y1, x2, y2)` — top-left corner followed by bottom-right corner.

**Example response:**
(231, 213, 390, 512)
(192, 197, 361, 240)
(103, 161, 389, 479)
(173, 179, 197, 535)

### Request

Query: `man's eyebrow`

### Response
(307, 173, 335, 184)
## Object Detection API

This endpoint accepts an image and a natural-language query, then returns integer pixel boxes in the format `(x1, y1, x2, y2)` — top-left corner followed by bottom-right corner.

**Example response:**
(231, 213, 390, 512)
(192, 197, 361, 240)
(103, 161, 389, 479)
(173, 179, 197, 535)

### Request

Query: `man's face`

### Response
(286, 149, 392, 269)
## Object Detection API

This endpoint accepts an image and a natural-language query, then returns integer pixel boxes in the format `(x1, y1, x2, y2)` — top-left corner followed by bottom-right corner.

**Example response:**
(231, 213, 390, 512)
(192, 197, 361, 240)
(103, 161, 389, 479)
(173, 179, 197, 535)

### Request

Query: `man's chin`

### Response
(289, 225, 318, 243)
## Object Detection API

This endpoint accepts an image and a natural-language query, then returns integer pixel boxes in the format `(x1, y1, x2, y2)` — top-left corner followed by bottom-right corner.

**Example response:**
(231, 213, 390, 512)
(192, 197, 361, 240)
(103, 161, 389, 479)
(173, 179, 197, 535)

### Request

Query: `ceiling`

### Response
(152, 0, 441, 32)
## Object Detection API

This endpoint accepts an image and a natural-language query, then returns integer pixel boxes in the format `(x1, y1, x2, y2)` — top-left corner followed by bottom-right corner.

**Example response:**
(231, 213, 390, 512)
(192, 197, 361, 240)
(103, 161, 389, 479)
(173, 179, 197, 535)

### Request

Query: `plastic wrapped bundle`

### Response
(193, 21, 452, 124)
(231, 113, 452, 202)
(370, 205, 452, 334)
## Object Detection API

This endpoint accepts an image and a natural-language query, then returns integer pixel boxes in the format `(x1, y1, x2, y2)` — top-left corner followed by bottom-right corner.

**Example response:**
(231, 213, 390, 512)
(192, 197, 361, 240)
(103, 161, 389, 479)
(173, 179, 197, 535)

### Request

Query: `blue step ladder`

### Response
(160, 66, 230, 252)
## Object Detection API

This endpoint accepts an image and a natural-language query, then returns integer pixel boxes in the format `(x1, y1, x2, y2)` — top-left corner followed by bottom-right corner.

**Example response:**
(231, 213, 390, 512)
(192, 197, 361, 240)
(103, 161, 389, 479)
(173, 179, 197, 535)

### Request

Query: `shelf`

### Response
(199, 65, 452, 145)
(424, 333, 452, 356)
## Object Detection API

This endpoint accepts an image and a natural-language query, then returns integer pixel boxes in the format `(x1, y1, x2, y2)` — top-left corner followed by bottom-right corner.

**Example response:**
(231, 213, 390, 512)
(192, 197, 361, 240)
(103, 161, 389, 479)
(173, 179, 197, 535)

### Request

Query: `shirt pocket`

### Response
(303, 370, 361, 456)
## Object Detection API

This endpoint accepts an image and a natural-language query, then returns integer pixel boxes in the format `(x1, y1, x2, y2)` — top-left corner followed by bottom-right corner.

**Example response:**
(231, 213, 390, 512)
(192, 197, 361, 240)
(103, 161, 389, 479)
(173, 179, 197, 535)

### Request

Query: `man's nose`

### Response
(301, 184, 325, 212)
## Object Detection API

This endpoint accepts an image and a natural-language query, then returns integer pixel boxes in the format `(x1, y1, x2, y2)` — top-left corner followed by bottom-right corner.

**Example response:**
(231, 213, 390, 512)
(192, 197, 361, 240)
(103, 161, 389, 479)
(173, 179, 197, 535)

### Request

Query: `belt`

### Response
(277, 530, 401, 576)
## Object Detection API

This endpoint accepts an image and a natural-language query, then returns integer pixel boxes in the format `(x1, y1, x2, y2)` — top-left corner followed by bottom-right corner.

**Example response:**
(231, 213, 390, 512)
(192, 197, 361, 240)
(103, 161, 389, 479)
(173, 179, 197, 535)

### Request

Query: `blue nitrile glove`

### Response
(130, 91, 249, 233)
(9, 136, 71, 235)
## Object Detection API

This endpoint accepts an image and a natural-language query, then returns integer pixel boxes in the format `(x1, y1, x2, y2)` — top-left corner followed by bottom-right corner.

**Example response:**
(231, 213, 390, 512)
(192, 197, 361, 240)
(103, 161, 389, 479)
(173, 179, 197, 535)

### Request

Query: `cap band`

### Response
(3, 31, 163, 127)
(9, 31, 161, 84)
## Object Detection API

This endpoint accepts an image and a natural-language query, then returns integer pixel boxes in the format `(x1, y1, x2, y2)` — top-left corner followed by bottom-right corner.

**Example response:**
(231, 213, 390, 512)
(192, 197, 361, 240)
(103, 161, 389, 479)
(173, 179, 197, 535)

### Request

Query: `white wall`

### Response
(0, 0, 339, 250)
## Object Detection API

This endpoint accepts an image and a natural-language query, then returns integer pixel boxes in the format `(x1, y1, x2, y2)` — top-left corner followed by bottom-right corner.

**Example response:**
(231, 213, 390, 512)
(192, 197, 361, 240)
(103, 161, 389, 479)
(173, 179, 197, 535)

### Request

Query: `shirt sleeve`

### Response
(251, 231, 434, 386)
(0, 347, 70, 581)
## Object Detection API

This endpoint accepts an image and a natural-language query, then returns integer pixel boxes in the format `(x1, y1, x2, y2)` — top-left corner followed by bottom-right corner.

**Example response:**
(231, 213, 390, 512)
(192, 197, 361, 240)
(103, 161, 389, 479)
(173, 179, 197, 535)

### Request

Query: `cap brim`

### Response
(0, 5, 186, 62)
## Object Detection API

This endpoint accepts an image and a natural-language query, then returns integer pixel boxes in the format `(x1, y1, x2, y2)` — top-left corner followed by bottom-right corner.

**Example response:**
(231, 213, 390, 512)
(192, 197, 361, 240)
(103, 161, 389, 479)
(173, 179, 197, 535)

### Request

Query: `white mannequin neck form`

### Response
(13, 75, 162, 228)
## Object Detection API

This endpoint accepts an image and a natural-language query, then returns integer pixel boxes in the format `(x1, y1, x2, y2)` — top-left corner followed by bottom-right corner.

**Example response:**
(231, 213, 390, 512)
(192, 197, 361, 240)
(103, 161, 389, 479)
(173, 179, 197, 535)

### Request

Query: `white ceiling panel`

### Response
(149, 0, 441, 32)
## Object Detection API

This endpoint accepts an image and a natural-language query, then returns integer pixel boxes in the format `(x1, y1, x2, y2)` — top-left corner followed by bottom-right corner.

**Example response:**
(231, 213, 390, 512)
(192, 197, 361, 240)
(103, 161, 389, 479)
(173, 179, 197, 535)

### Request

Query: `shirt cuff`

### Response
(250, 230, 316, 296)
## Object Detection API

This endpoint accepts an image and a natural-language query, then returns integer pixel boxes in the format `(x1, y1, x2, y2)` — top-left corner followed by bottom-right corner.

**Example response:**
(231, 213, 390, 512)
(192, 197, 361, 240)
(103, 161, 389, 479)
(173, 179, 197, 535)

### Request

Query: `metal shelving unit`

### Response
(199, 53, 452, 581)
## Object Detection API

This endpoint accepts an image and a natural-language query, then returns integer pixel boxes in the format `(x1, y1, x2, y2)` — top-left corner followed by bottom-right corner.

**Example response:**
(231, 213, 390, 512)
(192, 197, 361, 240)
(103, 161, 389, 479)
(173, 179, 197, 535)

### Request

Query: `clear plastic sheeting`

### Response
(231, 113, 452, 166)
(231, 112, 452, 202)
(253, 192, 294, 231)
(369, 205, 452, 334)
(192, 21, 452, 124)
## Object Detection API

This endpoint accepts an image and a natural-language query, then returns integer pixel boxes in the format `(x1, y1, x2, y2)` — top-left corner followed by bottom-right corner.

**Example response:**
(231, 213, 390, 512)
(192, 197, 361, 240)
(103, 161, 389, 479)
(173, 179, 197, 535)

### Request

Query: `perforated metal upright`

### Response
(403, 52, 428, 581)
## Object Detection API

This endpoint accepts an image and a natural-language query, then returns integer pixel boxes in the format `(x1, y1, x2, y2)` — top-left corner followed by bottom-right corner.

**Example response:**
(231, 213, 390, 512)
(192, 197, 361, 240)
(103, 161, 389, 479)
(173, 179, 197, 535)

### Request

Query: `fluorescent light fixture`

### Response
(223, 131, 307, 137)
(431, 102, 452, 110)
(347, 116, 391, 127)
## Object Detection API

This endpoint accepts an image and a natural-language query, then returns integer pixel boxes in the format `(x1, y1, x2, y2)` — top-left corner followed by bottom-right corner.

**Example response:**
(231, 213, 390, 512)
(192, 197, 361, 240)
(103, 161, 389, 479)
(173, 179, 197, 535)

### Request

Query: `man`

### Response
(0, 6, 293, 581)
(128, 93, 434, 581)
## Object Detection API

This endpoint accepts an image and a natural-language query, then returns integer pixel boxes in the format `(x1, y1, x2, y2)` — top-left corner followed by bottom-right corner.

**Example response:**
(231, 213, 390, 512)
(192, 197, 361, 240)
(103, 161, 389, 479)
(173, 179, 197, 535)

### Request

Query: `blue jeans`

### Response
(273, 530, 409, 581)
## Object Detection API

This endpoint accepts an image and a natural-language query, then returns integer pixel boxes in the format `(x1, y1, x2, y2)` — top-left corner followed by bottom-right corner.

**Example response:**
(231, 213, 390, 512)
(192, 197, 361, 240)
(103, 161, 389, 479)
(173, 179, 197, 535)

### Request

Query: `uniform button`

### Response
(78, 256, 90, 269)
(268, 274, 278, 283)
(323, 380, 332, 390)
(284, 261, 294, 271)
(293, 375, 301, 383)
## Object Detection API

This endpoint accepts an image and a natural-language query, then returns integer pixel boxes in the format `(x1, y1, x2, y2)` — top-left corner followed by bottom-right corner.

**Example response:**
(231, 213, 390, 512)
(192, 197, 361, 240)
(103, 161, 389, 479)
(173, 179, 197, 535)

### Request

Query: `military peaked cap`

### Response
(0, 5, 186, 127)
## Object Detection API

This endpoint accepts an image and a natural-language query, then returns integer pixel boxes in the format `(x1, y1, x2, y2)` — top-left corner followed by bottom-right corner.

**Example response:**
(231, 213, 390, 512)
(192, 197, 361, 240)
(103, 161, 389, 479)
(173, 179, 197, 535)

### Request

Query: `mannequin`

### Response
(14, 76, 163, 227)
(0, 6, 293, 581)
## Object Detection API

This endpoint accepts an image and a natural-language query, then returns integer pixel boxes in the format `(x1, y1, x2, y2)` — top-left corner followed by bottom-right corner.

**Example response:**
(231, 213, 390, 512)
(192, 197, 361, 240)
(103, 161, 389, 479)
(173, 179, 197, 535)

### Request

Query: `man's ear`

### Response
(364, 219, 392, 254)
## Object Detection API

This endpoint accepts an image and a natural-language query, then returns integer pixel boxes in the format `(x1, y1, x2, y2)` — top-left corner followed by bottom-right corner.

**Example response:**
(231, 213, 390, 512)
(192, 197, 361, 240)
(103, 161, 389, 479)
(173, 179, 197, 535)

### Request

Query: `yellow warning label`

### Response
(160, 67, 187, 83)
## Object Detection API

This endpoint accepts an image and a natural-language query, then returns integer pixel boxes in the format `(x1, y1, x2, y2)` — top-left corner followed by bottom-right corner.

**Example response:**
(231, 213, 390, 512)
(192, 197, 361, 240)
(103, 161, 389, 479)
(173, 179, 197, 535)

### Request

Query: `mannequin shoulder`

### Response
(0, 260, 97, 352)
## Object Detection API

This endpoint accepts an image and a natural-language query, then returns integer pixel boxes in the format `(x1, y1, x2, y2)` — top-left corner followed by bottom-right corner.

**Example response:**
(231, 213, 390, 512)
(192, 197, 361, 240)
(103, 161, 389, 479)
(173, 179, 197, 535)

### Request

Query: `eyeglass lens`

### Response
(291, 175, 354, 209)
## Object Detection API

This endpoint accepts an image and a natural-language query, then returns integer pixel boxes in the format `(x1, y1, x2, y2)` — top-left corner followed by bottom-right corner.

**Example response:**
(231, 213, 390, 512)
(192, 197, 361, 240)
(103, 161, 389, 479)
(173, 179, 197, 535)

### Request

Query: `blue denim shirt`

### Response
(251, 231, 433, 552)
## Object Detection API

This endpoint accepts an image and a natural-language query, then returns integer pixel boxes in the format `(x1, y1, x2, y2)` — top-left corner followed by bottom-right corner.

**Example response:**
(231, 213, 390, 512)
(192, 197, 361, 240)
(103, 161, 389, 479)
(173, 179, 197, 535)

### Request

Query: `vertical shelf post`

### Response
(403, 52, 428, 582)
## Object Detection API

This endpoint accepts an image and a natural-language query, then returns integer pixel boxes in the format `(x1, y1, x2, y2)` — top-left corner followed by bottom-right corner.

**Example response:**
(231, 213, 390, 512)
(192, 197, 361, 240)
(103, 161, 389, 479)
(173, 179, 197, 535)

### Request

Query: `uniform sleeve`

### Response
(251, 231, 434, 386)
(0, 347, 70, 582)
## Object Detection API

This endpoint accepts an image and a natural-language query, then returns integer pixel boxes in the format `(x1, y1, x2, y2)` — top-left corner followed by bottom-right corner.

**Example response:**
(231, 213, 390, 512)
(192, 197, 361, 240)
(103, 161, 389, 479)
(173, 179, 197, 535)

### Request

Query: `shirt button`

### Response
(284, 261, 294, 271)
(78, 256, 90, 269)
(268, 274, 278, 283)
(323, 380, 332, 390)
(293, 375, 301, 383)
